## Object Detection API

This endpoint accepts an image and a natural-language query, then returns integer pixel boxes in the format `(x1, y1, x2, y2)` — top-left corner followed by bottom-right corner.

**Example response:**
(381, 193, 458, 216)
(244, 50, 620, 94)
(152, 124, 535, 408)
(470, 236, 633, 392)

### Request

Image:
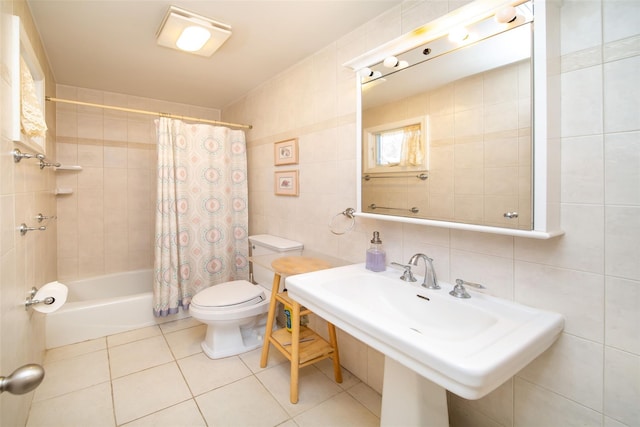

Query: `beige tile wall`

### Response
(54, 85, 223, 281)
(0, 1, 57, 426)
(224, 0, 639, 425)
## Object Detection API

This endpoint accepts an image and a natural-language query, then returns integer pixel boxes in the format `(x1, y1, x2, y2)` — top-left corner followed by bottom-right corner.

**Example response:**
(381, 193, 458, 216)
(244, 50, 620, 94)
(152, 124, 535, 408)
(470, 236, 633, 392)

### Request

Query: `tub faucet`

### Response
(408, 253, 440, 289)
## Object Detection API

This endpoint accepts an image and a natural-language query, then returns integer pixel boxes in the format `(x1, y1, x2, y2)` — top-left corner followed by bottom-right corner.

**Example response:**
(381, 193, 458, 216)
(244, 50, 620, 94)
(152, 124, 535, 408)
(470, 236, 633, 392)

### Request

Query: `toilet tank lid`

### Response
(248, 234, 303, 252)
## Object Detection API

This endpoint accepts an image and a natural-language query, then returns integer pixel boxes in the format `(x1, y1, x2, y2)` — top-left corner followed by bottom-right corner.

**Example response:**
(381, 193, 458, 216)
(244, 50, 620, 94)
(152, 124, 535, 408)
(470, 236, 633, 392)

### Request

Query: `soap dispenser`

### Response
(366, 231, 386, 272)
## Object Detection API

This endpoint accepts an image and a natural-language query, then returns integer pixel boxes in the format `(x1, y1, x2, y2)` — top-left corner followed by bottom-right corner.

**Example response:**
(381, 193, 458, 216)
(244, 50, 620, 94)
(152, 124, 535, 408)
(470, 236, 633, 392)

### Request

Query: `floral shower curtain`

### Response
(153, 117, 249, 317)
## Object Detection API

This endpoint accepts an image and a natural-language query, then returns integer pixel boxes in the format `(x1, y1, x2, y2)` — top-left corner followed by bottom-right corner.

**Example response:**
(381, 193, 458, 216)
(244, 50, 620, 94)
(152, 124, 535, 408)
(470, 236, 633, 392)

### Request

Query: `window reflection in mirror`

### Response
(364, 117, 427, 174)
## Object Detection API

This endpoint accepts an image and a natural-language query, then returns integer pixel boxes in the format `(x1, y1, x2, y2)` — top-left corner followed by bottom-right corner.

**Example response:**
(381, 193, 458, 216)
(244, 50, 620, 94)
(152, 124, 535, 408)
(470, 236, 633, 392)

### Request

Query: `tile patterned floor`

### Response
(26, 318, 381, 427)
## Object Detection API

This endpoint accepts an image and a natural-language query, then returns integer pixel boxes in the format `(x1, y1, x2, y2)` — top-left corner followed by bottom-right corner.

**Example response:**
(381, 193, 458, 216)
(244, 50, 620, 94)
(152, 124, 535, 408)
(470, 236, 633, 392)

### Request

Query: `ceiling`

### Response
(27, 0, 402, 110)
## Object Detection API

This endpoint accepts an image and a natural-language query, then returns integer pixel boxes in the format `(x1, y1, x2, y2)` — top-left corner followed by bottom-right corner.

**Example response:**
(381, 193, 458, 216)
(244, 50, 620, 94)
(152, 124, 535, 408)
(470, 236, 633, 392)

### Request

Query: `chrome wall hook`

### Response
(18, 223, 46, 236)
(36, 213, 56, 223)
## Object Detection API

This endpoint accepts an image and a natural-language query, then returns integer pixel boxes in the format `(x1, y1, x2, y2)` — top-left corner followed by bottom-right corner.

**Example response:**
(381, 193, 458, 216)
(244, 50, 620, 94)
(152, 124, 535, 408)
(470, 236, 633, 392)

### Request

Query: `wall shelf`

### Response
(54, 165, 82, 171)
(54, 188, 73, 195)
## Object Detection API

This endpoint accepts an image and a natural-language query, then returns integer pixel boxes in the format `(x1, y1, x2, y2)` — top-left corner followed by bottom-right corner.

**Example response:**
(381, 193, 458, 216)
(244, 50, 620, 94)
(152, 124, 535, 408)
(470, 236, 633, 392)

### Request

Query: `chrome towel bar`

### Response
(368, 204, 419, 214)
(363, 173, 428, 181)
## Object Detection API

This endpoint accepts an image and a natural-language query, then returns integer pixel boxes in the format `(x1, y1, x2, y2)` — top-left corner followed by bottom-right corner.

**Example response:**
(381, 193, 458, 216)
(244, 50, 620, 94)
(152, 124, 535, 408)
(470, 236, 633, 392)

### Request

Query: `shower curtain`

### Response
(153, 117, 249, 317)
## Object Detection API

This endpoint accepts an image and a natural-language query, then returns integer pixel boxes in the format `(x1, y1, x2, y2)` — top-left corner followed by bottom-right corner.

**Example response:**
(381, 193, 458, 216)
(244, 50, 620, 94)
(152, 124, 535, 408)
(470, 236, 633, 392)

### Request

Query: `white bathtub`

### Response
(45, 269, 189, 349)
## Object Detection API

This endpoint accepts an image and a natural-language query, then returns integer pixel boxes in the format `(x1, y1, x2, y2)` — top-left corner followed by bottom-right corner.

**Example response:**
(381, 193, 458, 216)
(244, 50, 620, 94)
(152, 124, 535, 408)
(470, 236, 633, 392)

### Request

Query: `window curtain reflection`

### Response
(400, 124, 423, 167)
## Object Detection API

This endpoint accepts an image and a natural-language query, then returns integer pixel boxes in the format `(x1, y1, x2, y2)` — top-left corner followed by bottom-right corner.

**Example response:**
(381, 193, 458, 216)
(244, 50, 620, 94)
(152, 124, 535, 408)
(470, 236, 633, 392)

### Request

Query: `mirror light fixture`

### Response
(156, 6, 231, 57)
(448, 27, 470, 43)
(383, 56, 409, 69)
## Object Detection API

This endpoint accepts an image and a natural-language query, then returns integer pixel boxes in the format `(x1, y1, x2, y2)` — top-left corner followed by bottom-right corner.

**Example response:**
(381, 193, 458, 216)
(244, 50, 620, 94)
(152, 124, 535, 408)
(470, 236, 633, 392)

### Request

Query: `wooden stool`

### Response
(259, 256, 342, 403)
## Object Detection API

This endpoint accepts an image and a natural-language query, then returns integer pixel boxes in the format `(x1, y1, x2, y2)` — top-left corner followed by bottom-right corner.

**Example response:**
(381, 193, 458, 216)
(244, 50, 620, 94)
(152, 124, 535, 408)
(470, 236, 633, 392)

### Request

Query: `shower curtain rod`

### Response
(45, 96, 253, 130)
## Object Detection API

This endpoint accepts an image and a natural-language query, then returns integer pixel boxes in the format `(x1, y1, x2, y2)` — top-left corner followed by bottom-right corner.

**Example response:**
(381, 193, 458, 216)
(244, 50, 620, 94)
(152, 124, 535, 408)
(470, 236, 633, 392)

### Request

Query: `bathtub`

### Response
(45, 269, 189, 349)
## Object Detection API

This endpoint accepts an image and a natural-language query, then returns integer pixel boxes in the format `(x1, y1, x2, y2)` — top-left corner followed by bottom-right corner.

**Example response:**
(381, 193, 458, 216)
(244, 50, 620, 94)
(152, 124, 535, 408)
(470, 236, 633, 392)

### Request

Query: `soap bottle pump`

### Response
(366, 231, 386, 272)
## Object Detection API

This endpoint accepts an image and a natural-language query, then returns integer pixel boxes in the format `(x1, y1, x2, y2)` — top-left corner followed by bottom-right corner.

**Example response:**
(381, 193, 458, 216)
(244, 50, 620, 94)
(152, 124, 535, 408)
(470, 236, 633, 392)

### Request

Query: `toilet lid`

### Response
(191, 280, 265, 309)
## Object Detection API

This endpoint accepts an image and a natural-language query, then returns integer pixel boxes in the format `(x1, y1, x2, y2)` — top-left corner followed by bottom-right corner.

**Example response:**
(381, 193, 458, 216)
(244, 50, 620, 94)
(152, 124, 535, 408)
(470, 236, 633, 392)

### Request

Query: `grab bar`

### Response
(368, 204, 419, 214)
(363, 173, 428, 181)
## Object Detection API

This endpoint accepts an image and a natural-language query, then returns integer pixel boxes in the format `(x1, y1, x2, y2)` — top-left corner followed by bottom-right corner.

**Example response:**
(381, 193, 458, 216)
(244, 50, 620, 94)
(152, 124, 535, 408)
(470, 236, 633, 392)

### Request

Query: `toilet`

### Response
(189, 234, 303, 359)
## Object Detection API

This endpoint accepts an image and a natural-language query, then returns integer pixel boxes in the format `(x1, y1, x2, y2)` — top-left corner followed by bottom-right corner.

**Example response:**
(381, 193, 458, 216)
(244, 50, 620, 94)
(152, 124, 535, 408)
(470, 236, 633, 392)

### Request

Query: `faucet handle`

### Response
(450, 279, 486, 298)
(390, 262, 417, 282)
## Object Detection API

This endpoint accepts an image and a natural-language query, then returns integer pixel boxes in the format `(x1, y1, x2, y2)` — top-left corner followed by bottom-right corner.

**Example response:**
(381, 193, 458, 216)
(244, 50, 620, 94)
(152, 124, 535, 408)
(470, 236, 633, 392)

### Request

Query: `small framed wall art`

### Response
(274, 138, 298, 166)
(274, 170, 299, 196)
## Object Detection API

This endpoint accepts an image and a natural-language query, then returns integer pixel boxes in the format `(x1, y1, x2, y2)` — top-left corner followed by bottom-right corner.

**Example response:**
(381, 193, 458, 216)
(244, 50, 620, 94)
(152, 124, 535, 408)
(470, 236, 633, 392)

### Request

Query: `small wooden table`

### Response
(258, 254, 343, 403)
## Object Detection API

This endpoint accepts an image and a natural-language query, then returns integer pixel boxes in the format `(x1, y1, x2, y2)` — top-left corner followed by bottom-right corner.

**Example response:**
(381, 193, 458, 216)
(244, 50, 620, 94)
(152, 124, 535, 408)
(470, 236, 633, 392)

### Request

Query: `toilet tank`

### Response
(248, 234, 303, 291)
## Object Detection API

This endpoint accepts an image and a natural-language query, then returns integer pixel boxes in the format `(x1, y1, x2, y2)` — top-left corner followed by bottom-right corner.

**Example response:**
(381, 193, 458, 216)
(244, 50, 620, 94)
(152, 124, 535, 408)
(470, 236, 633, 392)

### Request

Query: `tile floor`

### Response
(26, 317, 382, 427)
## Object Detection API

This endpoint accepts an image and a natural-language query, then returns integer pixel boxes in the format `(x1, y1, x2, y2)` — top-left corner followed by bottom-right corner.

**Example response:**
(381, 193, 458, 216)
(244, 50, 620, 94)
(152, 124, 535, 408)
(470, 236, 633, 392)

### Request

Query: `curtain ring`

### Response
(329, 208, 356, 235)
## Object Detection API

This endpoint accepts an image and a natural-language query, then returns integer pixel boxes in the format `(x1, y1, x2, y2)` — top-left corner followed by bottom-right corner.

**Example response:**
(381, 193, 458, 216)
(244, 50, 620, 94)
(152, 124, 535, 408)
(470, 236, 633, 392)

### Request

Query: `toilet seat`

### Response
(191, 280, 265, 310)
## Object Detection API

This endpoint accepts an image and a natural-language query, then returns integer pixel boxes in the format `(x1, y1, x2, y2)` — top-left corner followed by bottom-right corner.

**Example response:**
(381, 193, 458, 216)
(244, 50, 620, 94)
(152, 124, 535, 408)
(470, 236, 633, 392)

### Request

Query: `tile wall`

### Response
(0, 0, 57, 426)
(224, 0, 639, 425)
(53, 85, 222, 281)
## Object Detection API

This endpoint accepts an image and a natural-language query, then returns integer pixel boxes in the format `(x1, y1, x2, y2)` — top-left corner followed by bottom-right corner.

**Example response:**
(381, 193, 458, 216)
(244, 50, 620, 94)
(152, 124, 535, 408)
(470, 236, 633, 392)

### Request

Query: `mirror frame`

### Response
(345, 0, 562, 239)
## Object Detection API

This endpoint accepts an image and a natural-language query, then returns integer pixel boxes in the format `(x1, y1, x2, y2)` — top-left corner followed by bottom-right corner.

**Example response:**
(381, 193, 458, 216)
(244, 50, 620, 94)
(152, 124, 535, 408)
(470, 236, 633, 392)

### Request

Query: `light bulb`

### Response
(495, 6, 518, 24)
(383, 56, 399, 68)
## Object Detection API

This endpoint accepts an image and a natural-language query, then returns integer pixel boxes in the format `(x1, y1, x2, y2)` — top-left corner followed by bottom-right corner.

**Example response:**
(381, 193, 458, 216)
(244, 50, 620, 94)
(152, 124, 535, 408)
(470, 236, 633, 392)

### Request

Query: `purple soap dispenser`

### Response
(365, 231, 386, 272)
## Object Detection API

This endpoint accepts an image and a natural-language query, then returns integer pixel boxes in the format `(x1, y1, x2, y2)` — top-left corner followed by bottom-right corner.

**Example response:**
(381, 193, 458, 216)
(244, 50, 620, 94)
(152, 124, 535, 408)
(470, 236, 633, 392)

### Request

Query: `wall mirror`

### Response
(346, 0, 562, 238)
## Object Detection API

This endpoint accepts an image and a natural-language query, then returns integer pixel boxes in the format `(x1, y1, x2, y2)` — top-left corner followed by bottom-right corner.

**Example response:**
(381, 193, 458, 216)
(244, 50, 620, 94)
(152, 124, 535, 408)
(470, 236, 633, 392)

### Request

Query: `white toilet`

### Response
(189, 234, 303, 359)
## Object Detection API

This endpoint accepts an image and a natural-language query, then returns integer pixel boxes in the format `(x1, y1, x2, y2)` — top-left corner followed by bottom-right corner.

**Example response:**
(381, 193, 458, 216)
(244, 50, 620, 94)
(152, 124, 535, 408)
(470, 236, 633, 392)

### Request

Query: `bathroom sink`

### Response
(286, 263, 564, 400)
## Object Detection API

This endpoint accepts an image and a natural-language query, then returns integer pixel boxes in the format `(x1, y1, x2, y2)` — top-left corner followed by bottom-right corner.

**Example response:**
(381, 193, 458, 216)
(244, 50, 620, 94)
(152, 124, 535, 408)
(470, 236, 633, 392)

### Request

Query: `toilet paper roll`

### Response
(32, 281, 68, 313)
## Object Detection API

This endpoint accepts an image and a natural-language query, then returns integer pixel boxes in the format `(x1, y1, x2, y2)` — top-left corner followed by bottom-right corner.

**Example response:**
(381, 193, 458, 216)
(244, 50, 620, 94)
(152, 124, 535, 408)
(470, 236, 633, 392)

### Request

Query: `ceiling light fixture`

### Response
(156, 6, 231, 57)
(176, 26, 211, 52)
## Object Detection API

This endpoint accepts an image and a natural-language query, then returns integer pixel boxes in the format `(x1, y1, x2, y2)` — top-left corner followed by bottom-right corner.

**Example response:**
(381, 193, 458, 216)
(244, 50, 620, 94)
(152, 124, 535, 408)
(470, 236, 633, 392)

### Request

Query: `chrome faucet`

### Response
(408, 253, 440, 289)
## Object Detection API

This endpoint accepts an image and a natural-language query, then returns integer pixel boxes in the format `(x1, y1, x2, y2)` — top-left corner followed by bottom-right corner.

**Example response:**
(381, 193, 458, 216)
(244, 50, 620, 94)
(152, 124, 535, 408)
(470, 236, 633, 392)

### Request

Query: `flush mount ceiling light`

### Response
(156, 6, 231, 57)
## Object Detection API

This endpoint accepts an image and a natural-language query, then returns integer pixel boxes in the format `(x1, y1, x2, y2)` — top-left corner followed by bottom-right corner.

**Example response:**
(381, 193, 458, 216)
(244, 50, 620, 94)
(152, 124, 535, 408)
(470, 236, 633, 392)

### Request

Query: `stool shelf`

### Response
(260, 256, 343, 404)
(269, 326, 334, 366)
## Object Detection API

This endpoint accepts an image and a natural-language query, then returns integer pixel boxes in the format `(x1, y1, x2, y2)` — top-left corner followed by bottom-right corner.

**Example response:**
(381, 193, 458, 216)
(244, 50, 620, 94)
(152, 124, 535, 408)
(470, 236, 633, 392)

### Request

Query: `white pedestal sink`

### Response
(286, 263, 564, 425)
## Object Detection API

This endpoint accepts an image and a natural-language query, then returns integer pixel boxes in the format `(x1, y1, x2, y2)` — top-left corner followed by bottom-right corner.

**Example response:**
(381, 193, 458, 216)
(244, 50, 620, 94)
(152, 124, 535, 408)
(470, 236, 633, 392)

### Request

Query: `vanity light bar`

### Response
(359, 1, 533, 84)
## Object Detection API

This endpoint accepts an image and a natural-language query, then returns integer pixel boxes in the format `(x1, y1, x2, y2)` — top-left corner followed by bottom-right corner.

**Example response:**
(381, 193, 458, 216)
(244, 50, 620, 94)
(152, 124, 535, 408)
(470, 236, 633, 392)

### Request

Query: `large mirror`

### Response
(362, 1, 533, 230)
(347, 0, 562, 238)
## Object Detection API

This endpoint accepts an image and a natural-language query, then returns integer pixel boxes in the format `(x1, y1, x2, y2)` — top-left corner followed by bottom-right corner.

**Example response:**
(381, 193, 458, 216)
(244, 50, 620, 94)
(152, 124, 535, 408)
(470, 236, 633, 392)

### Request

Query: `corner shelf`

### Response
(54, 188, 73, 195)
(54, 165, 82, 171)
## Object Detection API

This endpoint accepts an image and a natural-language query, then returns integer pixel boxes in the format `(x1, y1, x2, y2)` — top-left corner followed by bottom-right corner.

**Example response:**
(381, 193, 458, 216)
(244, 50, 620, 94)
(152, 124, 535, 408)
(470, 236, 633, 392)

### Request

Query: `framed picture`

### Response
(274, 138, 298, 166)
(274, 170, 299, 196)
